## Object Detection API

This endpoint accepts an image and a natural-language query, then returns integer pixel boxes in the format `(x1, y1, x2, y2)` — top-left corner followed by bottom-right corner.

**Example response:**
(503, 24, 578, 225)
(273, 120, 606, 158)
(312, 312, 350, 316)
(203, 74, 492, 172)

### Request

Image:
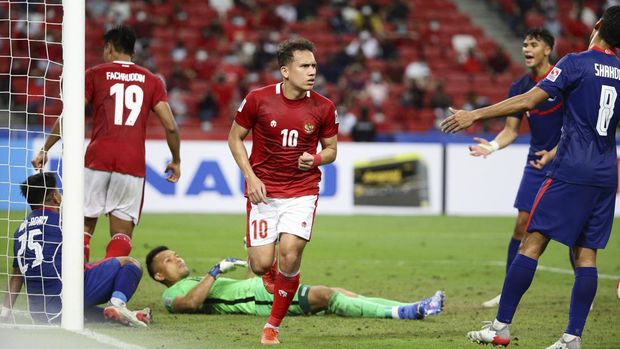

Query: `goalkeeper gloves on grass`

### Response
(208, 258, 248, 279)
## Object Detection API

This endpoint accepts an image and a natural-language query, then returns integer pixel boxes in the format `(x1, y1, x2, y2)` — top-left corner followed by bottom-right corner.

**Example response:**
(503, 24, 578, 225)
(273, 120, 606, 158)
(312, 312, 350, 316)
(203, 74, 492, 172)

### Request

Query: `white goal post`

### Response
(60, 0, 84, 331)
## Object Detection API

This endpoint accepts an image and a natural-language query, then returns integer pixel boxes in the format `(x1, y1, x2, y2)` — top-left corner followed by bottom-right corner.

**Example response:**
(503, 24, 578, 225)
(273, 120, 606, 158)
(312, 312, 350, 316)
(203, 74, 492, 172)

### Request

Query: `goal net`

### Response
(0, 0, 83, 330)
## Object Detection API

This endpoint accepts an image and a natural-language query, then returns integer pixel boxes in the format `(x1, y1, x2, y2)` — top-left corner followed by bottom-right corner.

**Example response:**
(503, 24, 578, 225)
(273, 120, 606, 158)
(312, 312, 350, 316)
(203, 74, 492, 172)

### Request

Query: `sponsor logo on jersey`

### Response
(546, 67, 562, 82)
(270, 120, 277, 128)
(278, 290, 288, 297)
(303, 123, 315, 134)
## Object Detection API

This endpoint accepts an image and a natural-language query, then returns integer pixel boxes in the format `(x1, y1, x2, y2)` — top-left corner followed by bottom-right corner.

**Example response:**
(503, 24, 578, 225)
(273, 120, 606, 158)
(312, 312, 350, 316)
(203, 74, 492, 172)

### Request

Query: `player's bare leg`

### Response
(105, 214, 135, 258)
(248, 243, 278, 294)
(261, 234, 306, 344)
(84, 216, 98, 262)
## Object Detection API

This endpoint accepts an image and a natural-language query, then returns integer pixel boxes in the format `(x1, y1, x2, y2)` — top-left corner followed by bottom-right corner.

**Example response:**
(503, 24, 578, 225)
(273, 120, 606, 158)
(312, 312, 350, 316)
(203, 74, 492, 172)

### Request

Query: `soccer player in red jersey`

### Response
(32, 26, 181, 262)
(228, 38, 338, 345)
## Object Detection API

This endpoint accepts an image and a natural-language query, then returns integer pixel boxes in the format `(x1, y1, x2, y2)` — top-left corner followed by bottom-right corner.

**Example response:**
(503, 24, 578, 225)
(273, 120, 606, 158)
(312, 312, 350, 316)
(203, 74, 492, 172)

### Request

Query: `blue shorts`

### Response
(84, 258, 121, 306)
(514, 166, 548, 212)
(527, 178, 615, 249)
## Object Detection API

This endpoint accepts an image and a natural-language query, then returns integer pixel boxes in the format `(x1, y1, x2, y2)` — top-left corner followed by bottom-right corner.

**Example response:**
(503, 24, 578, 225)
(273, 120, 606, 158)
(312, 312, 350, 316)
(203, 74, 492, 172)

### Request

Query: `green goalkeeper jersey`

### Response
(162, 276, 311, 316)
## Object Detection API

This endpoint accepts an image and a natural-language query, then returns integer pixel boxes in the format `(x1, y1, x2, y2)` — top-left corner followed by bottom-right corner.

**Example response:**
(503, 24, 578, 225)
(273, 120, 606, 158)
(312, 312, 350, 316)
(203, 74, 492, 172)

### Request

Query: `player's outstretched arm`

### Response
(153, 101, 181, 183)
(298, 135, 337, 171)
(441, 87, 549, 133)
(170, 259, 247, 313)
(32, 118, 62, 170)
(469, 117, 521, 158)
(228, 121, 266, 204)
(0, 268, 24, 321)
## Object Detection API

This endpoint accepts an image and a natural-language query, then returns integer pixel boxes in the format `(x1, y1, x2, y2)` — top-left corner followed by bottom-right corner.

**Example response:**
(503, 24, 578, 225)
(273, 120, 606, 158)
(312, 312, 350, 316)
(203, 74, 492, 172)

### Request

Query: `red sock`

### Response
(83, 233, 92, 263)
(105, 233, 132, 258)
(267, 272, 300, 327)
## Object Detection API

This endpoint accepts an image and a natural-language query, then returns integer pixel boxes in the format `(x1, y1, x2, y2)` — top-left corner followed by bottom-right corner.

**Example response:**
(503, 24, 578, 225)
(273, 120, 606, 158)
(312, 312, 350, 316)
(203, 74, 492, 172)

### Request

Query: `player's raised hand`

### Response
(441, 107, 476, 133)
(529, 149, 553, 170)
(246, 174, 267, 204)
(164, 161, 181, 183)
(208, 258, 248, 279)
(469, 137, 498, 158)
(298, 152, 315, 171)
(31, 149, 48, 171)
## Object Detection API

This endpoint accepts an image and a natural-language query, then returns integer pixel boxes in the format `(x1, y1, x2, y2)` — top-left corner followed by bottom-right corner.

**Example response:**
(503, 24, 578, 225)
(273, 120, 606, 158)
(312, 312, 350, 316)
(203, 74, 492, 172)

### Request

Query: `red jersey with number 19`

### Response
(235, 83, 338, 197)
(85, 61, 167, 177)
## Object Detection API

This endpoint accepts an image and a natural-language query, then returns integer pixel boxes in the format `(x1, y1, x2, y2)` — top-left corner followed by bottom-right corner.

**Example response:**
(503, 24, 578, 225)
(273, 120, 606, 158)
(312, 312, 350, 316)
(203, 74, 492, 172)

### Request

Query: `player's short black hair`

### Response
(599, 5, 620, 48)
(276, 38, 315, 67)
(103, 25, 136, 56)
(146, 245, 169, 280)
(20, 172, 58, 209)
(524, 28, 555, 49)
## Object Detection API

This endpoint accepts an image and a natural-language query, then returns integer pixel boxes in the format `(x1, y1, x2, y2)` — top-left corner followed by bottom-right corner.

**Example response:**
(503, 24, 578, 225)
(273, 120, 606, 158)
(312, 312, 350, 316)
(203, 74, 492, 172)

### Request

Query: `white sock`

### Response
(391, 306, 400, 319)
(264, 323, 279, 331)
(110, 297, 126, 307)
(562, 333, 579, 342)
(493, 319, 509, 329)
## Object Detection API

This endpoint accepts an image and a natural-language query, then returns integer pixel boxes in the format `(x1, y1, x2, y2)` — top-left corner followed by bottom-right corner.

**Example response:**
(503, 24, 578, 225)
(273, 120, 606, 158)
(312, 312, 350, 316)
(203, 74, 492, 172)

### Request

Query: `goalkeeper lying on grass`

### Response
(146, 246, 444, 319)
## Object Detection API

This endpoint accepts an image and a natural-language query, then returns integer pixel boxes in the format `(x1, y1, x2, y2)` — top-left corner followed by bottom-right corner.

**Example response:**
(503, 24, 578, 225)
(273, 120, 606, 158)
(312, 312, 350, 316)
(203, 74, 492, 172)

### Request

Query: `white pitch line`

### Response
(487, 261, 619, 280)
(76, 329, 146, 349)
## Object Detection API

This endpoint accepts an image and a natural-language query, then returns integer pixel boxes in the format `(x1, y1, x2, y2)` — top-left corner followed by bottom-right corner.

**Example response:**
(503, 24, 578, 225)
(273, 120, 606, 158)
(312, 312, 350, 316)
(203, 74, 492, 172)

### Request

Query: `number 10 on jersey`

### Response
(110, 83, 144, 126)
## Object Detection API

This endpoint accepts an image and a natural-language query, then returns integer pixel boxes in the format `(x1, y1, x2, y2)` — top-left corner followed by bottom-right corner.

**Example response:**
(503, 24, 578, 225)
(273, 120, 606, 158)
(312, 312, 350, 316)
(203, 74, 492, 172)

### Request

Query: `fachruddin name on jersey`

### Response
(594, 63, 620, 81)
(106, 71, 145, 83)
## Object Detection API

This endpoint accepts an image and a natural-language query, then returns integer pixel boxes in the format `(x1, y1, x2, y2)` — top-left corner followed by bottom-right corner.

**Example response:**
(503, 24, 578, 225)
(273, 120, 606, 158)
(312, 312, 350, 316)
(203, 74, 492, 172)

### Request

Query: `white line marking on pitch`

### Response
(486, 261, 619, 280)
(76, 329, 146, 349)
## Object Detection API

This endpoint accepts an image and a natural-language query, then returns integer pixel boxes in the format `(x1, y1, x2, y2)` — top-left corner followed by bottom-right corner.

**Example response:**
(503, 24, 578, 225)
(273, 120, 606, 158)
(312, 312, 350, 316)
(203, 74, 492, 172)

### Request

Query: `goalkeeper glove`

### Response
(208, 258, 248, 279)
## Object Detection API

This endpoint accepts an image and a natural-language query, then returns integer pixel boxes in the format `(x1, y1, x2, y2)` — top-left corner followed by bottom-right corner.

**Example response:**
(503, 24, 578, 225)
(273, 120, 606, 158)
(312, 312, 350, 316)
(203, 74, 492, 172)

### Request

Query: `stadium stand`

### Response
(1, 0, 598, 140)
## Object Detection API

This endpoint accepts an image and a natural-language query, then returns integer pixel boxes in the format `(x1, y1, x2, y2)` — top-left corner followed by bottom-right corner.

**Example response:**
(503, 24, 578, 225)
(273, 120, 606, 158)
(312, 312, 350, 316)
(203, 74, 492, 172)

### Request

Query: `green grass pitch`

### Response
(1, 214, 619, 348)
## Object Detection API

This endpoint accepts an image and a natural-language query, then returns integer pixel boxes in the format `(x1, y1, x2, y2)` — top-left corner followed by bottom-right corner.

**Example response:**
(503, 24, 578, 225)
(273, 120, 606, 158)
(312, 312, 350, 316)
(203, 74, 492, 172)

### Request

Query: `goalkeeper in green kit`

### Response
(146, 246, 444, 319)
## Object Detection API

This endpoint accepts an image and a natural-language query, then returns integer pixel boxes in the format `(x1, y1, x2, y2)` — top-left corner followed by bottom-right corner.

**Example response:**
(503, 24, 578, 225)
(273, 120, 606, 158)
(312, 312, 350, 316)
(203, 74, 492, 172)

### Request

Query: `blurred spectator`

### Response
(462, 91, 490, 111)
(404, 58, 430, 88)
(401, 80, 426, 110)
(365, 71, 388, 108)
(345, 30, 382, 59)
(337, 105, 357, 137)
(296, 0, 319, 21)
(430, 81, 452, 125)
(452, 34, 476, 60)
(461, 48, 484, 74)
(210, 0, 234, 18)
(108, 0, 131, 25)
(386, 0, 410, 34)
(275, 1, 298, 23)
(353, 5, 384, 35)
(198, 90, 219, 132)
(168, 88, 188, 124)
(351, 107, 376, 142)
(171, 42, 188, 63)
(86, 0, 109, 18)
(487, 46, 510, 74)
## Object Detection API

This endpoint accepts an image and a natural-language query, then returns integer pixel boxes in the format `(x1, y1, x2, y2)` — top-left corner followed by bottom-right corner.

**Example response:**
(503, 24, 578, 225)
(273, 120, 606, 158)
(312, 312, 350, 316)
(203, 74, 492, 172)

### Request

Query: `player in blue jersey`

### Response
(0, 172, 150, 326)
(442, 6, 620, 349)
(469, 28, 564, 308)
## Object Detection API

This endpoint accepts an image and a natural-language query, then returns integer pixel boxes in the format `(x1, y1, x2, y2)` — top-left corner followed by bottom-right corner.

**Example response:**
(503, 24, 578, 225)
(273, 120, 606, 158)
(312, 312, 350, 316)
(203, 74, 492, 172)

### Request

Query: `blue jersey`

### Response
(508, 69, 563, 164)
(538, 47, 620, 188)
(13, 209, 62, 323)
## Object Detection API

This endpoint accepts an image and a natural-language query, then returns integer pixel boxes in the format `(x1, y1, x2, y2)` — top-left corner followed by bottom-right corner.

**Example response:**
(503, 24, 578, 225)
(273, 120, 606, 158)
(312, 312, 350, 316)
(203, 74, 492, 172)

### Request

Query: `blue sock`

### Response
(496, 254, 538, 324)
(566, 267, 597, 337)
(505, 238, 521, 274)
(112, 263, 142, 303)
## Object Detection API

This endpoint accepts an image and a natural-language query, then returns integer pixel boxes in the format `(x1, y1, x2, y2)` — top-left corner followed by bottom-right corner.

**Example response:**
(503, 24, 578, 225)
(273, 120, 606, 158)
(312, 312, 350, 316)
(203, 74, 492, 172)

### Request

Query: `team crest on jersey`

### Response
(301, 221, 307, 228)
(303, 122, 315, 134)
(546, 67, 562, 82)
(270, 120, 277, 128)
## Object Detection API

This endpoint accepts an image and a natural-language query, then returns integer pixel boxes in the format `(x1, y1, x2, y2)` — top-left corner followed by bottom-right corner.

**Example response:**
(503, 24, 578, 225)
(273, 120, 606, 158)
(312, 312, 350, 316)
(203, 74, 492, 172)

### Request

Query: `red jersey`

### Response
(84, 61, 167, 177)
(235, 83, 338, 197)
